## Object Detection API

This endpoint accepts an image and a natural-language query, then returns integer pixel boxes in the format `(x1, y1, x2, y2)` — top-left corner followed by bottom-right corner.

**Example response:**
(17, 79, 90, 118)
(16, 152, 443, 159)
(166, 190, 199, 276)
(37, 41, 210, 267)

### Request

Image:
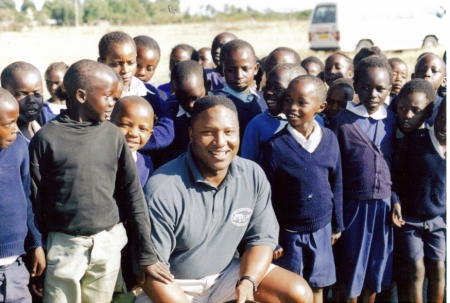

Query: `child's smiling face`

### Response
(356, 67, 391, 115)
(264, 68, 294, 116)
(223, 47, 259, 93)
(397, 92, 432, 134)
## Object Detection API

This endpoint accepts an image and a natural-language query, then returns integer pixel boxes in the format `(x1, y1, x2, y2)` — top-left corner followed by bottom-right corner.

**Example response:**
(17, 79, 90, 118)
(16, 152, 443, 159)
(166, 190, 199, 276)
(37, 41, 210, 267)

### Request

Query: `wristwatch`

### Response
(236, 276, 257, 293)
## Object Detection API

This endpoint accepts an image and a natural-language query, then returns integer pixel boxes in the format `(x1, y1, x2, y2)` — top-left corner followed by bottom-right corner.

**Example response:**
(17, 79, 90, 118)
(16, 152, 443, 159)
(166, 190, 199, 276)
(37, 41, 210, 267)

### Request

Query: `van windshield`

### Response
(312, 5, 336, 23)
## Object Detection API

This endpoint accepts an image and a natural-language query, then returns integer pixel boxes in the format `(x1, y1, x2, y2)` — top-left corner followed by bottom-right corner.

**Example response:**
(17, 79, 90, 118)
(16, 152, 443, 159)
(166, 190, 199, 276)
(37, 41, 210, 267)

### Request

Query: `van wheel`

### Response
(355, 40, 373, 52)
(422, 36, 438, 49)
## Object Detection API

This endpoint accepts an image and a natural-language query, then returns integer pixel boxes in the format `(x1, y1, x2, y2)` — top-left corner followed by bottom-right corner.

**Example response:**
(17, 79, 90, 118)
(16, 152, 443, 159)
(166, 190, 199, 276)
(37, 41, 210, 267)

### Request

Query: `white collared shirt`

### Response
(428, 125, 445, 159)
(177, 105, 191, 118)
(223, 86, 259, 103)
(122, 77, 154, 97)
(287, 120, 323, 153)
(347, 104, 387, 120)
(132, 151, 138, 163)
(0, 255, 19, 266)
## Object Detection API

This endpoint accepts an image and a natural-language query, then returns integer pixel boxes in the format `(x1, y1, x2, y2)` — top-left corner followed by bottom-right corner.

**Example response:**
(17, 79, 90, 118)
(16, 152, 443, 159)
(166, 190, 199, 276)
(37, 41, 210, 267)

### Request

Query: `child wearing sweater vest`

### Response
(0, 88, 45, 302)
(262, 75, 344, 303)
(329, 57, 397, 302)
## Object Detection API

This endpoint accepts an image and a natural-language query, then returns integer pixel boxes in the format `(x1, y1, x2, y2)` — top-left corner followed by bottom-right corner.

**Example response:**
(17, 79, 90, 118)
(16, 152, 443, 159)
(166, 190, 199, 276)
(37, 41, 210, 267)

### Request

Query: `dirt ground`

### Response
(0, 20, 445, 98)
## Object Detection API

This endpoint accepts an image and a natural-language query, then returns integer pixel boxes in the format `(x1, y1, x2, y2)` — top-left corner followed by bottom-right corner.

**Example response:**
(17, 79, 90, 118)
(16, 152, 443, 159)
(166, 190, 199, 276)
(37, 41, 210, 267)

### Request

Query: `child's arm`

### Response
(241, 118, 261, 162)
(140, 85, 175, 151)
(329, 133, 345, 243)
(115, 139, 173, 284)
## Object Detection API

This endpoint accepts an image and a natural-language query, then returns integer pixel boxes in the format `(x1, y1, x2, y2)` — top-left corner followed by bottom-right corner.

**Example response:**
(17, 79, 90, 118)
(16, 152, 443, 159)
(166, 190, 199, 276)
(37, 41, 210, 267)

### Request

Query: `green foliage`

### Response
(43, 0, 76, 25)
(0, 0, 15, 10)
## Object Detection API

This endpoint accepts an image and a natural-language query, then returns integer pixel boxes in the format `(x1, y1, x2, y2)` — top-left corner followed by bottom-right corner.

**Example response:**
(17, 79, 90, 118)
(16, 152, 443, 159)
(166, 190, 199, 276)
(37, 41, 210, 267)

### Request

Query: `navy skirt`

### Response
(335, 198, 394, 298)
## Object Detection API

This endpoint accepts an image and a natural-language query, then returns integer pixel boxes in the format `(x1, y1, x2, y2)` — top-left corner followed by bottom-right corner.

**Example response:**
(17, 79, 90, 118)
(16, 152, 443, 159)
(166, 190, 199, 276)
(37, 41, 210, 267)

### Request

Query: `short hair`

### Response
(198, 47, 211, 53)
(388, 57, 406, 67)
(354, 56, 393, 85)
(289, 75, 328, 103)
(172, 44, 199, 61)
(416, 52, 433, 62)
(326, 52, 354, 71)
(415, 53, 446, 75)
(171, 60, 207, 85)
(1, 61, 40, 88)
(133, 35, 161, 58)
(220, 39, 256, 65)
(98, 31, 135, 61)
(265, 47, 301, 73)
(110, 95, 154, 122)
(63, 59, 116, 103)
(353, 46, 387, 67)
(397, 78, 436, 105)
(327, 81, 354, 100)
(45, 62, 69, 77)
(212, 32, 238, 46)
(301, 56, 324, 70)
(329, 77, 354, 89)
(190, 95, 237, 127)
(269, 63, 307, 78)
(0, 87, 18, 112)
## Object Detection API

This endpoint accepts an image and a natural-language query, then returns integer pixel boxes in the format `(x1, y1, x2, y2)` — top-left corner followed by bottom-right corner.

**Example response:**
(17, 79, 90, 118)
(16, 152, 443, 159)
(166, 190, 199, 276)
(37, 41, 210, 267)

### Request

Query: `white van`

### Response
(309, 0, 447, 52)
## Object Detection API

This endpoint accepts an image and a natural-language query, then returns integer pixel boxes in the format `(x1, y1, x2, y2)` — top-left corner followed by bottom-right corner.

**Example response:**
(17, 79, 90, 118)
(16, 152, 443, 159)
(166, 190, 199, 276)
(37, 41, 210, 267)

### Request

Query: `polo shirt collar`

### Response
(347, 103, 387, 120)
(177, 105, 191, 118)
(223, 86, 259, 103)
(186, 145, 243, 189)
(122, 77, 154, 97)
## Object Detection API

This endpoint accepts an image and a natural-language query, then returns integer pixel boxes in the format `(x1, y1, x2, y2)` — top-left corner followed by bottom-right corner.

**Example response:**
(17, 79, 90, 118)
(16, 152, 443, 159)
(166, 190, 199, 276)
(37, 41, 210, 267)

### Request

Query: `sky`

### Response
(14, 0, 319, 13)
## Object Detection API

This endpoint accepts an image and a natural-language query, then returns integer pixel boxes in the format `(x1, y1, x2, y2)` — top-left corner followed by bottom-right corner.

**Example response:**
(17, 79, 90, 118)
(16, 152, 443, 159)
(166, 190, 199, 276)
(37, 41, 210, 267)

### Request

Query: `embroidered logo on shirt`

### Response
(231, 208, 253, 226)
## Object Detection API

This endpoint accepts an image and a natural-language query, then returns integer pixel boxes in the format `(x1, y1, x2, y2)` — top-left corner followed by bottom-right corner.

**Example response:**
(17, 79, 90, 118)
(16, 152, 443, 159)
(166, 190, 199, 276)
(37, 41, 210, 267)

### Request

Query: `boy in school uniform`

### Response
(164, 60, 210, 163)
(29, 60, 172, 303)
(213, 39, 264, 140)
(264, 47, 302, 78)
(262, 75, 344, 303)
(206, 32, 238, 90)
(1, 62, 44, 143)
(241, 63, 307, 163)
(198, 47, 215, 70)
(301, 56, 324, 79)
(0, 88, 45, 303)
(323, 52, 354, 88)
(321, 78, 355, 127)
(98, 31, 174, 166)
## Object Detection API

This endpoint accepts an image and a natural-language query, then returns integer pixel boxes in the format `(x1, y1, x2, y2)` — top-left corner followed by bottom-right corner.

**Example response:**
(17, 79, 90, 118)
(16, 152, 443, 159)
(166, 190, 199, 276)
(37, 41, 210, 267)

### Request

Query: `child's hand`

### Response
(140, 262, 174, 285)
(30, 275, 44, 297)
(31, 246, 46, 277)
(273, 246, 284, 260)
(331, 232, 341, 245)
(392, 203, 405, 228)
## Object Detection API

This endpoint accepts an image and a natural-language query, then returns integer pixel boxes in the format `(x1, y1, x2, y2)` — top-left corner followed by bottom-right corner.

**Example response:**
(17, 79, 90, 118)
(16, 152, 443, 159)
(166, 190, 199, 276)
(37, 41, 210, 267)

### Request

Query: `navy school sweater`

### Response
(392, 129, 446, 220)
(329, 109, 397, 200)
(261, 126, 344, 233)
(0, 135, 42, 258)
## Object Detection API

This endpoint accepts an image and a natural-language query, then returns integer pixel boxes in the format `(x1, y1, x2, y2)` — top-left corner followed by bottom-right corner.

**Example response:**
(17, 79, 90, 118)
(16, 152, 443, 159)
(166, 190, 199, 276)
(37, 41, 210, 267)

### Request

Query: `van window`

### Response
(312, 5, 336, 24)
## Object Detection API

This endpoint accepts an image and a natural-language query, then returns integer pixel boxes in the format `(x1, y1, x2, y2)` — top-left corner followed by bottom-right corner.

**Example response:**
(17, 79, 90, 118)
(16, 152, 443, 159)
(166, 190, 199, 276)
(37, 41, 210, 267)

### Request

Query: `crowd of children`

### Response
(0, 28, 446, 303)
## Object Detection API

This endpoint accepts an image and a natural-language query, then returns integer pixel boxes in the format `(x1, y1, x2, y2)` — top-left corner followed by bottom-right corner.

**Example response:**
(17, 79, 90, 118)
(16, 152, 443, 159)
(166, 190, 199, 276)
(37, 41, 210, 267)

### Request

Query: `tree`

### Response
(43, 0, 76, 25)
(21, 0, 36, 12)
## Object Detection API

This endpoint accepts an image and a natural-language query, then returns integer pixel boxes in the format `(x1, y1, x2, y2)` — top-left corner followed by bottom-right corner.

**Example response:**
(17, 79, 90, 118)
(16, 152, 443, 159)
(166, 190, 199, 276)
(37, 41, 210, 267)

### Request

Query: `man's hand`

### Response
(273, 246, 284, 260)
(235, 279, 255, 303)
(31, 246, 46, 277)
(392, 203, 405, 228)
(140, 262, 174, 285)
(331, 232, 341, 245)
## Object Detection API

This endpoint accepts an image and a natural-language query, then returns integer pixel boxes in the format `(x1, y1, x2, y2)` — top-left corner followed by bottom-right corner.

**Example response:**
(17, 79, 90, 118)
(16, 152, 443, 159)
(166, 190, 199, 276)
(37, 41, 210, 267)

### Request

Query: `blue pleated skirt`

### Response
(335, 198, 394, 298)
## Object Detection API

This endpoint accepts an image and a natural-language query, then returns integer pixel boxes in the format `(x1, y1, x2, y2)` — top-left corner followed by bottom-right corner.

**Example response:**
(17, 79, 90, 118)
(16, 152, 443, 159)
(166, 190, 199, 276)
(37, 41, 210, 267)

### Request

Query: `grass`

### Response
(0, 20, 445, 97)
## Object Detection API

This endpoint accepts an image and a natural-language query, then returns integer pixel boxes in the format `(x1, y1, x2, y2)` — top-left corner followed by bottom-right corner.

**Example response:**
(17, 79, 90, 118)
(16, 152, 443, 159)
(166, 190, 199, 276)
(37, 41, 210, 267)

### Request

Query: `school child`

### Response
(164, 60, 209, 163)
(353, 46, 387, 69)
(329, 56, 397, 302)
(0, 62, 44, 142)
(110, 95, 155, 291)
(261, 75, 344, 303)
(264, 47, 302, 77)
(323, 52, 354, 87)
(212, 39, 263, 140)
(241, 63, 306, 162)
(414, 53, 446, 125)
(29, 60, 172, 302)
(133, 35, 167, 100)
(0, 88, 45, 303)
(322, 78, 354, 126)
(98, 31, 174, 153)
(206, 32, 238, 90)
(392, 98, 446, 303)
(301, 56, 324, 79)
(158, 44, 199, 97)
(198, 47, 215, 69)
(388, 58, 408, 98)
(37, 62, 69, 125)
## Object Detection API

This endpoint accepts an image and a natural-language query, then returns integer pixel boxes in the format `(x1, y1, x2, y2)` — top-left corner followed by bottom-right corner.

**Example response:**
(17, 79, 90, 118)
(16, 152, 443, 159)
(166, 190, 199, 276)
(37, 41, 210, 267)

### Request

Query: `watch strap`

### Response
(235, 275, 257, 293)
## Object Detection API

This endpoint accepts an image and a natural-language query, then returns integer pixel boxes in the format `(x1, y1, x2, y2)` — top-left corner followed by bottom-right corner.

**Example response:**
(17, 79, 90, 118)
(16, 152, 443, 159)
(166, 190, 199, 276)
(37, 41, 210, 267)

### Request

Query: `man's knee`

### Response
(286, 276, 314, 303)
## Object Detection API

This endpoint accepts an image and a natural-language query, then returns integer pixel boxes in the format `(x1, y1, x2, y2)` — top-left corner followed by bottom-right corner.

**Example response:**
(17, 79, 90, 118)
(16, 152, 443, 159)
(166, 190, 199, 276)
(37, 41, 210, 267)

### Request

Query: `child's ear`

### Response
(317, 101, 327, 114)
(75, 89, 86, 104)
(254, 61, 260, 76)
(348, 70, 354, 78)
(441, 76, 447, 87)
(205, 80, 211, 93)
